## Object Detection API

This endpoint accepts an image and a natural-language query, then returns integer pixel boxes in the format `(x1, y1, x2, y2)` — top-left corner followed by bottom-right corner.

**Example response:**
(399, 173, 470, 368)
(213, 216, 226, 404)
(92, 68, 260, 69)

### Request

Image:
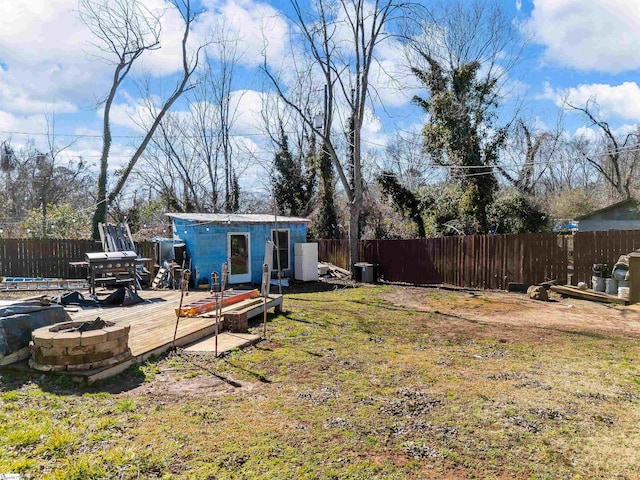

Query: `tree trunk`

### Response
(91, 100, 113, 239)
(349, 112, 363, 274)
(349, 201, 361, 274)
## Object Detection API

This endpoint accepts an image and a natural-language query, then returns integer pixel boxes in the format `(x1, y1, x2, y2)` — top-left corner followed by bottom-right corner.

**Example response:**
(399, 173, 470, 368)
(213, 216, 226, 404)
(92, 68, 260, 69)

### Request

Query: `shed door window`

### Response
(230, 233, 249, 275)
(272, 229, 289, 270)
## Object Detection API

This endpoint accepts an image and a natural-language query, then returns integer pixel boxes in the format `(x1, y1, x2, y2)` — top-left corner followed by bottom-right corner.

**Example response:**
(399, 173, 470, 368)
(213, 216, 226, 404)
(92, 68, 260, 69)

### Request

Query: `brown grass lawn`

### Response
(1, 284, 640, 479)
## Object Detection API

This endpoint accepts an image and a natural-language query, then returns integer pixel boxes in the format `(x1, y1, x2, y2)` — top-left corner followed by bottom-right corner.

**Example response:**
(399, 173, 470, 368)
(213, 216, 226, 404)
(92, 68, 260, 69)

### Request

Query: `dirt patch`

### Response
(382, 286, 640, 338)
(120, 372, 259, 400)
(113, 353, 262, 401)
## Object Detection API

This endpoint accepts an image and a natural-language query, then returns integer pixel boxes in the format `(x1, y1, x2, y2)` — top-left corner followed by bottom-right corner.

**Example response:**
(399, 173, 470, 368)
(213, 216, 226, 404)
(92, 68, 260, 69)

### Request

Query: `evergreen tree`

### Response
(315, 148, 340, 238)
(231, 170, 240, 212)
(272, 125, 317, 218)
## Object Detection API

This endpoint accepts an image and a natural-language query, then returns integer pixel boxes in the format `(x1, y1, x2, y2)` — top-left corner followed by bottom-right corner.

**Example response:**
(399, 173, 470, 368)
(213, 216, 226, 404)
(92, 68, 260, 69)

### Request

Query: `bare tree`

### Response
(136, 22, 249, 214)
(81, 0, 207, 238)
(383, 130, 438, 192)
(264, 0, 406, 272)
(536, 136, 591, 194)
(189, 58, 224, 211)
(193, 26, 244, 213)
(568, 99, 640, 201)
(498, 119, 560, 195)
(79, 0, 161, 237)
(136, 114, 209, 212)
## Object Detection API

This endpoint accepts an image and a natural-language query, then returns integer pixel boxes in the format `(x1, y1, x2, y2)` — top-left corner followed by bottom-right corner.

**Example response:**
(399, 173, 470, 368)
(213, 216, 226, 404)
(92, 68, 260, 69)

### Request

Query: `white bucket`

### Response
(592, 276, 605, 292)
(618, 286, 630, 301)
(618, 280, 630, 289)
(605, 278, 618, 295)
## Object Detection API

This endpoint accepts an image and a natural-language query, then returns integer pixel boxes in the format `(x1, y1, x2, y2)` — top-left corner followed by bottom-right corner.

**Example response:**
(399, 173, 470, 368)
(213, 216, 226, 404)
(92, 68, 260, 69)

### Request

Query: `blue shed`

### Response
(166, 213, 310, 285)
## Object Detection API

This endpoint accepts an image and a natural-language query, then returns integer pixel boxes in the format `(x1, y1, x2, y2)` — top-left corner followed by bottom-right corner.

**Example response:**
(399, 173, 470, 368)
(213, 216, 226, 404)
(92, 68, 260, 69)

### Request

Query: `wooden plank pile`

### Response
(550, 284, 627, 305)
(175, 289, 260, 317)
(319, 262, 352, 279)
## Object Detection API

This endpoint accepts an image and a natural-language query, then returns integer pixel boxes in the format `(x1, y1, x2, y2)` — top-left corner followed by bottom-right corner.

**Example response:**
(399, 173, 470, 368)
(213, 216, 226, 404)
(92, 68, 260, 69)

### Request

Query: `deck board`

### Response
(57, 288, 283, 382)
(69, 290, 216, 356)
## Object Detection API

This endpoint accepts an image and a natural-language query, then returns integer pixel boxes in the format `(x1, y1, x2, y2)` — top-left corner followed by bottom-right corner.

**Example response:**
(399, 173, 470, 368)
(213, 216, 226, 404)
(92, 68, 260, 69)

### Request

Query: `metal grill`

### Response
(85, 251, 139, 293)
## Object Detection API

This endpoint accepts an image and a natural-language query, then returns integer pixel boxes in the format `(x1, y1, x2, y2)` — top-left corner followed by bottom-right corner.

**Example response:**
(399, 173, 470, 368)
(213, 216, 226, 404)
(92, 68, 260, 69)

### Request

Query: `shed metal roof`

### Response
(166, 213, 311, 224)
(574, 199, 638, 220)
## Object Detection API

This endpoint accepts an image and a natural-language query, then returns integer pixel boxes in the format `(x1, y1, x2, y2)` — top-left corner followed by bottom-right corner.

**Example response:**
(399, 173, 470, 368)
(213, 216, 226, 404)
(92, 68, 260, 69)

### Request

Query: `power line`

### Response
(374, 144, 640, 170)
(0, 129, 275, 140)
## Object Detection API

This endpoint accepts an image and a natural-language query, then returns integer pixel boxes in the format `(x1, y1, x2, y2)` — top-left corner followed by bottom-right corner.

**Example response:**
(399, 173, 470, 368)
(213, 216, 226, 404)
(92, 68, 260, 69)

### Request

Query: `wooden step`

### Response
(223, 295, 283, 332)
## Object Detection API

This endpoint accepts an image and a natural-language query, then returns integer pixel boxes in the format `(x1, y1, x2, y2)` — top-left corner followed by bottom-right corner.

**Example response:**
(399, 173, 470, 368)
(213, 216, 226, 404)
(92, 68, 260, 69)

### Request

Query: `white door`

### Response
(227, 232, 251, 283)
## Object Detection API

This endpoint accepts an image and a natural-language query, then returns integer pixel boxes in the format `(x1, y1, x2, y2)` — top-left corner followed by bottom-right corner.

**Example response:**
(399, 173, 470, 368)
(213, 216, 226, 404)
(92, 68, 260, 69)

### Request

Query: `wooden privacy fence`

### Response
(0, 238, 155, 279)
(5, 232, 640, 289)
(317, 233, 569, 289)
(317, 239, 350, 272)
(572, 230, 640, 284)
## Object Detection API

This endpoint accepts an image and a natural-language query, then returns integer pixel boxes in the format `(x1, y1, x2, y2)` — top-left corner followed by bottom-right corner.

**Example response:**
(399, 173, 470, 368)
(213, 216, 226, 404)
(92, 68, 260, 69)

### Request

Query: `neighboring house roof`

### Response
(575, 199, 639, 221)
(166, 213, 311, 224)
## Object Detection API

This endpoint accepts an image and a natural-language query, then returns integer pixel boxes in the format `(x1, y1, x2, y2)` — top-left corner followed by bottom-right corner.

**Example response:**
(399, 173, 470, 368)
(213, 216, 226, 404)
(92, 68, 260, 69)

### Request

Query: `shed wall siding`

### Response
(578, 219, 640, 232)
(172, 219, 307, 285)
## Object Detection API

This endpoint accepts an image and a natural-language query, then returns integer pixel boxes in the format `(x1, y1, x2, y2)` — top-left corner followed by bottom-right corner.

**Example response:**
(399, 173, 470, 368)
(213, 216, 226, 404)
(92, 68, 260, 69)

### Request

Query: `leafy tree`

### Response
(410, 0, 520, 234)
(413, 57, 506, 233)
(377, 171, 425, 237)
(487, 191, 548, 234)
(231, 170, 240, 213)
(421, 183, 474, 236)
(21, 203, 91, 239)
(0, 136, 93, 237)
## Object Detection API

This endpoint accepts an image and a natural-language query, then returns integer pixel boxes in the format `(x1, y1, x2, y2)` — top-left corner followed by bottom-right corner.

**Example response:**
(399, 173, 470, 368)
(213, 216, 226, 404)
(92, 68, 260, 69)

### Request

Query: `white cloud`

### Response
(542, 81, 640, 121)
(0, 110, 134, 174)
(0, 0, 111, 116)
(202, 0, 289, 68)
(0, 112, 46, 140)
(573, 125, 598, 142)
(0, 0, 214, 121)
(0, 71, 78, 115)
(526, 0, 640, 72)
(105, 102, 151, 133)
(228, 89, 271, 135)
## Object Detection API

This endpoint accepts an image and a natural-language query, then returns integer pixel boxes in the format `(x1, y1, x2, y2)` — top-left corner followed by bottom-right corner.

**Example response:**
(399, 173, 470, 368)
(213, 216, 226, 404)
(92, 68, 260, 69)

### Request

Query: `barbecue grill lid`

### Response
(85, 251, 138, 261)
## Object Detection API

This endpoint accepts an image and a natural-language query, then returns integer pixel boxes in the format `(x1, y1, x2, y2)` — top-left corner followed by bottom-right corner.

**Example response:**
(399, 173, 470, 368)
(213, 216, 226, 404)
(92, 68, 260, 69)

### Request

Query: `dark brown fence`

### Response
(318, 233, 568, 289)
(6, 232, 640, 288)
(572, 230, 640, 284)
(0, 238, 155, 279)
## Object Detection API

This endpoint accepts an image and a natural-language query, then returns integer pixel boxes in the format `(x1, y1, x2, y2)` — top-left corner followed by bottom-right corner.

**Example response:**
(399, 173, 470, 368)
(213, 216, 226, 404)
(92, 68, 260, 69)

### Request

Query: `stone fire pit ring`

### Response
(29, 320, 132, 372)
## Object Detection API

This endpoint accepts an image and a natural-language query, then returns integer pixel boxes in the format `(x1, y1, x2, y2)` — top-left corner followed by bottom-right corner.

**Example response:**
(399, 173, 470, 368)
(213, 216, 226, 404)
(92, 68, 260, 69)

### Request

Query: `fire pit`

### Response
(29, 318, 132, 371)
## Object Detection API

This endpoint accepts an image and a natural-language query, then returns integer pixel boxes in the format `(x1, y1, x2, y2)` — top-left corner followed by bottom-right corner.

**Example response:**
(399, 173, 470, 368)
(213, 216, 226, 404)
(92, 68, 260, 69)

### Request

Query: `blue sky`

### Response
(0, 0, 638, 196)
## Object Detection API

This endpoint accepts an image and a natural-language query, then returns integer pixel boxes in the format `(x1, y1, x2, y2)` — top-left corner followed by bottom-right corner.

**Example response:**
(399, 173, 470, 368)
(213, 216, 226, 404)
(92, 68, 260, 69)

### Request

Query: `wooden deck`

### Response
(61, 288, 283, 382)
